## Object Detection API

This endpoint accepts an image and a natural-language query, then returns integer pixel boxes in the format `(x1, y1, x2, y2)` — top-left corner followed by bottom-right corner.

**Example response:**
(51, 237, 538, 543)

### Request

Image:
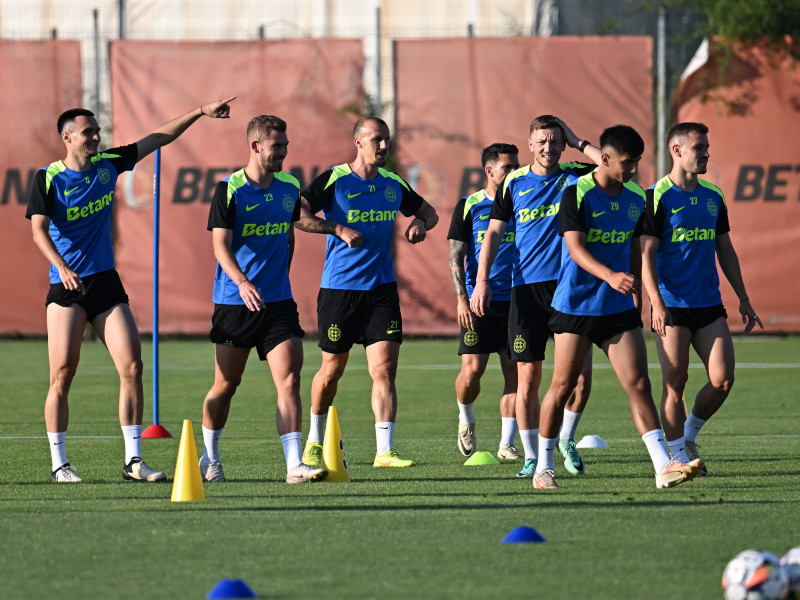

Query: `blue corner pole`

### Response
(152, 148, 161, 425)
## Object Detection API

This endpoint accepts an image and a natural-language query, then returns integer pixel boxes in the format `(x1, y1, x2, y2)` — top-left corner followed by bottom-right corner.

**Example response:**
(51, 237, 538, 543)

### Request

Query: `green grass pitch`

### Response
(1, 335, 798, 599)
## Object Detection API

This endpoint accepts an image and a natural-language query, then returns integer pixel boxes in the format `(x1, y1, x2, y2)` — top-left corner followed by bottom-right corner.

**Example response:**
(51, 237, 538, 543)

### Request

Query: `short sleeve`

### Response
(207, 181, 235, 230)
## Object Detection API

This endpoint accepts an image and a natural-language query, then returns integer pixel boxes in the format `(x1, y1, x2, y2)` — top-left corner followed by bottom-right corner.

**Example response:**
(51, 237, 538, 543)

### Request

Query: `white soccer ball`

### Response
(722, 549, 789, 600)
(781, 546, 800, 599)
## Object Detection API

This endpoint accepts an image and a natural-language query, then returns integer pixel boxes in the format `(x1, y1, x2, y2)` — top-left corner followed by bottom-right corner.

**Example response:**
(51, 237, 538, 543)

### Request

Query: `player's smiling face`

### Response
(258, 130, 289, 172)
(63, 115, 101, 159)
(357, 121, 391, 167)
(529, 127, 565, 173)
(676, 131, 710, 175)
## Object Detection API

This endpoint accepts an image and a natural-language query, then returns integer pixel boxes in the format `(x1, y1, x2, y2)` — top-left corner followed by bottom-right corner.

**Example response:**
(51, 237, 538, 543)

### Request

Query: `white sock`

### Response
(121, 425, 142, 463)
(281, 432, 302, 470)
(684, 412, 707, 442)
(536, 436, 558, 473)
(520, 429, 539, 459)
(48, 431, 68, 470)
(559, 409, 582, 441)
(308, 411, 328, 444)
(202, 426, 223, 462)
(668, 436, 689, 462)
(500, 417, 518, 446)
(642, 429, 671, 473)
(375, 421, 394, 455)
(457, 400, 475, 425)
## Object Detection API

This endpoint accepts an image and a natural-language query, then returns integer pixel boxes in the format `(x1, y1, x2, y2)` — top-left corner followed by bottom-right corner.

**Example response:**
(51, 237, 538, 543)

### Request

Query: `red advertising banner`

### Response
(0, 41, 83, 334)
(394, 37, 654, 335)
(673, 40, 800, 331)
(110, 40, 363, 334)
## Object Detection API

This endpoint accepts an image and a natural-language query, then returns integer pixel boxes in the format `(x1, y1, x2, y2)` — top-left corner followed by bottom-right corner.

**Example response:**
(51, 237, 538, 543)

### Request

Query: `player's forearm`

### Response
(448, 241, 468, 299)
(476, 230, 501, 281)
(31, 219, 68, 271)
(717, 239, 750, 302)
(295, 213, 341, 235)
(415, 202, 439, 231)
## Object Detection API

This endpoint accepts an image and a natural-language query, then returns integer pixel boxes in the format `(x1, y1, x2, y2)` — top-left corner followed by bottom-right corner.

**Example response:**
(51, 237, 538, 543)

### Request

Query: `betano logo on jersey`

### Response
(586, 228, 634, 244)
(242, 222, 290, 237)
(66, 191, 113, 221)
(671, 227, 716, 242)
(517, 203, 559, 223)
(347, 209, 398, 223)
(477, 230, 515, 243)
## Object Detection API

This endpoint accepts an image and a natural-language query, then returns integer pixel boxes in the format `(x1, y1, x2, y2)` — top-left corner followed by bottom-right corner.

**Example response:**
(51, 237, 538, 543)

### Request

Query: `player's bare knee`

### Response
(50, 364, 77, 392)
(118, 358, 143, 384)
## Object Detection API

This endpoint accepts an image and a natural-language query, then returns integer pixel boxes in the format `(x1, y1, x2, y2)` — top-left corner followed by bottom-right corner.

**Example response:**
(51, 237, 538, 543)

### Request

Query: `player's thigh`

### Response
(365, 340, 400, 381)
(603, 328, 650, 392)
(654, 324, 693, 386)
(460, 352, 490, 379)
(266, 336, 304, 387)
(691, 317, 735, 384)
(551, 332, 592, 390)
(213, 343, 251, 388)
(46, 303, 87, 374)
(93, 303, 142, 373)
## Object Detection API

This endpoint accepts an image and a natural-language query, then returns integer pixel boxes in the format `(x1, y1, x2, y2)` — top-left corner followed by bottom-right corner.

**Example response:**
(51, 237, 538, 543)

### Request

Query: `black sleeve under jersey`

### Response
(207, 181, 235, 231)
(716, 200, 731, 235)
(489, 175, 513, 222)
(558, 185, 586, 235)
(397, 175, 425, 218)
(571, 162, 597, 177)
(26, 169, 52, 219)
(302, 169, 335, 214)
(291, 191, 301, 223)
(105, 144, 139, 174)
(639, 188, 665, 238)
(447, 198, 471, 242)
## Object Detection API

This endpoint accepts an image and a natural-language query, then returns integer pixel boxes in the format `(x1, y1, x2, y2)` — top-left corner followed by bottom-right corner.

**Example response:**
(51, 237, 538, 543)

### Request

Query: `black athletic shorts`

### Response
(508, 281, 557, 362)
(210, 299, 304, 361)
(459, 300, 510, 355)
(45, 268, 129, 322)
(656, 304, 728, 333)
(549, 308, 643, 347)
(317, 282, 402, 353)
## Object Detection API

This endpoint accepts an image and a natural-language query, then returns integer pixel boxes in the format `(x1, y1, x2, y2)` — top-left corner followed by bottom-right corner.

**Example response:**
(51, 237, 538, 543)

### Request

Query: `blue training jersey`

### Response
(207, 169, 301, 305)
(490, 162, 596, 286)
(303, 164, 423, 291)
(641, 176, 730, 309)
(447, 190, 514, 301)
(25, 144, 138, 283)
(552, 174, 645, 316)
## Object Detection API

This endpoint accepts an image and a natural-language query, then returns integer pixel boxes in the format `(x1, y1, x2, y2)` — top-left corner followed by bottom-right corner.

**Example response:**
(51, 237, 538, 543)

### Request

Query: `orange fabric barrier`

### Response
(0, 41, 82, 334)
(394, 37, 654, 334)
(673, 40, 800, 331)
(110, 40, 363, 334)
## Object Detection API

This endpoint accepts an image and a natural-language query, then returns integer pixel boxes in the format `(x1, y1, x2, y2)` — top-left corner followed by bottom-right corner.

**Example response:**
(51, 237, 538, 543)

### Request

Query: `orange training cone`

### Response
(322, 406, 350, 482)
(171, 419, 205, 502)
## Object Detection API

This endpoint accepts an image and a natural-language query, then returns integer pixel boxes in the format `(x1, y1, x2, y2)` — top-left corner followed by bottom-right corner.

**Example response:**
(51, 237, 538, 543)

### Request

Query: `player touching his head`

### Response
(200, 115, 327, 484)
(447, 143, 521, 460)
(296, 116, 438, 468)
(27, 97, 235, 483)
(534, 125, 703, 490)
(640, 122, 762, 476)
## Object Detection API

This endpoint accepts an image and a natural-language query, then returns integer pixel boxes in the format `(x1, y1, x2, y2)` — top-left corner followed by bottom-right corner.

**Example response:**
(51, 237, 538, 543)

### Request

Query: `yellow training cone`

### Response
(171, 419, 205, 502)
(322, 406, 350, 482)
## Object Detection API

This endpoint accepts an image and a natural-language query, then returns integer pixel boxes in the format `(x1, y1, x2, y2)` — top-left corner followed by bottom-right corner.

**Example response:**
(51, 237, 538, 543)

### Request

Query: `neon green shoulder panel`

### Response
(558, 161, 583, 170)
(378, 168, 410, 191)
(44, 161, 67, 196)
(500, 164, 531, 197)
(463, 189, 488, 221)
(575, 173, 596, 211)
(698, 178, 725, 206)
(275, 170, 301, 191)
(226, 169, 248, 207)
(651, 176, 672, 213)
(324, 164, 352, 190)
(623, 180, 646, 201)
(91, 151, 122, 165)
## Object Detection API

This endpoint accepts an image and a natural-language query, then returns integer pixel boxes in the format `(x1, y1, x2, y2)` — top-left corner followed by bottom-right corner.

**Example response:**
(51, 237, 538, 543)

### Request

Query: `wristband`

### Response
(578, 139, 589, 153)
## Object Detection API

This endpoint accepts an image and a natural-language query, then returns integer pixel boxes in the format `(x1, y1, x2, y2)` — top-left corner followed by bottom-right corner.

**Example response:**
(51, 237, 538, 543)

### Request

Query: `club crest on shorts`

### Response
(463, 330, 479, 346)
(513, 335, 526, 354)
(327, 323, 342, 342)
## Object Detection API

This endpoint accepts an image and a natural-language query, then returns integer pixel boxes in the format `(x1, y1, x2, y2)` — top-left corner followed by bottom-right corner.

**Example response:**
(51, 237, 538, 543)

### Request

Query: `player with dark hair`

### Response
(533, 125, 703, 490)
(297, 116, 438, 468)
(470, 116, 600, 478)
(640, 121, 761, 476)
(27, 97, 236, 482)
(447, 142, 521, 460)
(199, 114, 327, 484)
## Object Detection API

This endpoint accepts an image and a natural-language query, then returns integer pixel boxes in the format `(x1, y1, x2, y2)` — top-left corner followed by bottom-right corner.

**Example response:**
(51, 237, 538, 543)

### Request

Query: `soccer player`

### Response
(447, 143, 521, 460)
(296, 116, 438, 468)
(27, 96, 235, 482)
(640, 122, 762, 475)
(533, 125, 703, 490)
(470, 116, 600, 478)
(199, 115, 327, 484)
